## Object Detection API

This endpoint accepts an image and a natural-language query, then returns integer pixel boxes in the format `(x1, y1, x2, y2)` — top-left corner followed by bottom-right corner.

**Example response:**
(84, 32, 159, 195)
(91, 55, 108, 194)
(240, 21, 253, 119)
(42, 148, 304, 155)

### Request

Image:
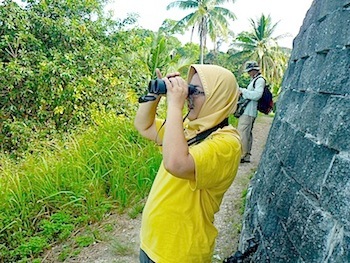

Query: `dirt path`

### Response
(44, 115, 273, 263)
(213, 115, 273, 261)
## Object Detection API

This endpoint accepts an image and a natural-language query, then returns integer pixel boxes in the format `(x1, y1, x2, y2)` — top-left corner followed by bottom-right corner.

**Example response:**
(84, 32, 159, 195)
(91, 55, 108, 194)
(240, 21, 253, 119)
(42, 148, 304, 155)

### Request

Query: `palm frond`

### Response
(167, 0, 237, 63)
(230, 13, 290, 95)
(166, 0, 199, 10)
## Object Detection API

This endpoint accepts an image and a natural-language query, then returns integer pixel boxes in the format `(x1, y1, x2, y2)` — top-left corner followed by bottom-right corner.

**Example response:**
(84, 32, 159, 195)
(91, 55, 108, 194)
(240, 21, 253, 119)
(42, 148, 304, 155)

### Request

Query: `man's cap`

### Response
(244, 61, 260, 72)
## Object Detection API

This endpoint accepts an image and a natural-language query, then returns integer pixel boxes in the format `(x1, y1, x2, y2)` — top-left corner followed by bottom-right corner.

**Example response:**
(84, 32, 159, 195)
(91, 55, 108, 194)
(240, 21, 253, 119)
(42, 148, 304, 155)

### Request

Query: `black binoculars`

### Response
(148, 79, 197, 95)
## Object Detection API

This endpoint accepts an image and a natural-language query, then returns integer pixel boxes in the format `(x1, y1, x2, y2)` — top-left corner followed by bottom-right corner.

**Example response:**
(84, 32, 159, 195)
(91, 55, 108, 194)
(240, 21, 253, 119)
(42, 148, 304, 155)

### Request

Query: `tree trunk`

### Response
(200, 39, 204, 64)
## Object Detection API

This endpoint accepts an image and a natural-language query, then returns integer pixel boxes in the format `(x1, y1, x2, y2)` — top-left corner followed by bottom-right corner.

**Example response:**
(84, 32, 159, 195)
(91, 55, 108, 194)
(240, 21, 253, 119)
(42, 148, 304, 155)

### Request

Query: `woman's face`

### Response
(187, 73, 206, 121)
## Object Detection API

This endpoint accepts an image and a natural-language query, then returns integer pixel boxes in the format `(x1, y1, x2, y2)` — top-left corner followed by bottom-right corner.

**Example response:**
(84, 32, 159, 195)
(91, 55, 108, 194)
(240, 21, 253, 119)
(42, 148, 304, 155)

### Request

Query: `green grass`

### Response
(0, 110, 162, 262)
(110, 238, 135, 256)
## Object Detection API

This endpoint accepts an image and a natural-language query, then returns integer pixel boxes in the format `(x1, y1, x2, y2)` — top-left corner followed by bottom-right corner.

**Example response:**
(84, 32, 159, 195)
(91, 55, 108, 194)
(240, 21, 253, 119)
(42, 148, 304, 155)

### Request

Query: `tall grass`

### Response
(0, 110, 162, 262)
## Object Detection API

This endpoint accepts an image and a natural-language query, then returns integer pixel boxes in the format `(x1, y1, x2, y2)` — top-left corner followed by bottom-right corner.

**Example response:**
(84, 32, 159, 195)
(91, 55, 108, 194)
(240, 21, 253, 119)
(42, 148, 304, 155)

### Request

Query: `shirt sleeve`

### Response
(242, 77, 265, 101)
(188, 133, 241, 190)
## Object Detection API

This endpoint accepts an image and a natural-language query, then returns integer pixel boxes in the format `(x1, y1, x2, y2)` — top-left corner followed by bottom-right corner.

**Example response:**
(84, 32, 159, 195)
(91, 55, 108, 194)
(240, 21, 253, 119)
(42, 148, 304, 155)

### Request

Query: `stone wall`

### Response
(238, 0, 350, 262)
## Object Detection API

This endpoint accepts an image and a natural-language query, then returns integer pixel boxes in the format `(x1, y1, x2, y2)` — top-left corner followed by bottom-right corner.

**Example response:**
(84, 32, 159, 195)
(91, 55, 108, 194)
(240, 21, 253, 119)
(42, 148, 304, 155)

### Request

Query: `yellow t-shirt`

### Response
(140, 124, 241, 263)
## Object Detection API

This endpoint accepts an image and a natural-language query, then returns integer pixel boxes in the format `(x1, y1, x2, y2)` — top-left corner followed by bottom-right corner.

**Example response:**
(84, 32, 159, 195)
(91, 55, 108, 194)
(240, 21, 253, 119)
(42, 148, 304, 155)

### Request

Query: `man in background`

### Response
(237, 61, 265, 163)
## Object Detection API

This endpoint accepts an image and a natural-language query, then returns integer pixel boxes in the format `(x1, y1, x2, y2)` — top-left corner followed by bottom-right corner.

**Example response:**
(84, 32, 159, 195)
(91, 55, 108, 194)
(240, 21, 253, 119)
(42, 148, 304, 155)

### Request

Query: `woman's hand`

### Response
(156, 68, 188, 110)
(164, 75, 188, 110)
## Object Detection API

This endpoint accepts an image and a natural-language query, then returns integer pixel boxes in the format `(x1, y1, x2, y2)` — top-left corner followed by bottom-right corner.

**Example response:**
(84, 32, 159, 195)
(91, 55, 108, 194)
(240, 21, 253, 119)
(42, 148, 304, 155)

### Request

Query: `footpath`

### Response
(213, 115, 273, 261)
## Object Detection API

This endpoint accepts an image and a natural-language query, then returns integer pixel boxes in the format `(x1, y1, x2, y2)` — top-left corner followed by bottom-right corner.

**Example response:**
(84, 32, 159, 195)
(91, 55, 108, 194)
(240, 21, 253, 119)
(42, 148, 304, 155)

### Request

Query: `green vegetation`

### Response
(1, 0, 289, 261)
(230, 14, 289, 95)
(111, 238, 135, 256)
(0, 111, 162, 261)
(0, 0, 189, 158)
(167, 0, 237, 63)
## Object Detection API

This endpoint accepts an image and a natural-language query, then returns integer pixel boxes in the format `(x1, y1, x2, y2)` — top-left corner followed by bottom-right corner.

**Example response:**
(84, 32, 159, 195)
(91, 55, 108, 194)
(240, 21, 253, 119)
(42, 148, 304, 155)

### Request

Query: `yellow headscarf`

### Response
(184, 64, 240, 140)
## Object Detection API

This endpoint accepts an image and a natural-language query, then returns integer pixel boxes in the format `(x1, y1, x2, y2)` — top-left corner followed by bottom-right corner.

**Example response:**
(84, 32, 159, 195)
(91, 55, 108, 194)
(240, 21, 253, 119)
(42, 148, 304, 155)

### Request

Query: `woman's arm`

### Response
(162, 76, 195, 181)
(134, 94, 162, 143)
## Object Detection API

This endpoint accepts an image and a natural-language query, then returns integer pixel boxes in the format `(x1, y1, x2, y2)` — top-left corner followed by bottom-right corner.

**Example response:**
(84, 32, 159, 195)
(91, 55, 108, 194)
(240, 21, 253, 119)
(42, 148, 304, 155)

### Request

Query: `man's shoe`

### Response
(240, 155, 251, 163)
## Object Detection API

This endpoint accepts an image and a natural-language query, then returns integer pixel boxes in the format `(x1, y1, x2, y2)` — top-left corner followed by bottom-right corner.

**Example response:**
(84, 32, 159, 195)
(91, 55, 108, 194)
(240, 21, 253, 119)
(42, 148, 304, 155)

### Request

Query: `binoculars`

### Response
(148, 79, 198, 95)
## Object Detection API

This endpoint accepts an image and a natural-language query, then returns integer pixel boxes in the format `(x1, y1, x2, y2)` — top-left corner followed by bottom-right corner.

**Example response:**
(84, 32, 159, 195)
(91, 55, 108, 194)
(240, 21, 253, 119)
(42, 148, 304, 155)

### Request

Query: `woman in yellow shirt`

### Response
(134, 64, 241, 263)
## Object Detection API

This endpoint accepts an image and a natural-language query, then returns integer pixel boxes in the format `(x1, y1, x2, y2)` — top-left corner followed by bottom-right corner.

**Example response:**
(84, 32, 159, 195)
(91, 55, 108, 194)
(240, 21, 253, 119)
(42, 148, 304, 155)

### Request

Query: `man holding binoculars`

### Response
(134, 65, 241, 263)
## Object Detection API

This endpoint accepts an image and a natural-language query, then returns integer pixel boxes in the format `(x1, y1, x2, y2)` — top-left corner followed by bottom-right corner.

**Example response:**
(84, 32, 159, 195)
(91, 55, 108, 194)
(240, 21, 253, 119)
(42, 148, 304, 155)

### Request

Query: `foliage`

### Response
(230, 14, 290, 95)
(166, 0, 237, 63)
(0, 0, 159, 157)
(167, 42, 200, 76)
(159, 18, 186, 36)
(146, 31, 184, 79)
(202, 49, 250, 89)
(0, 111, 162, 261)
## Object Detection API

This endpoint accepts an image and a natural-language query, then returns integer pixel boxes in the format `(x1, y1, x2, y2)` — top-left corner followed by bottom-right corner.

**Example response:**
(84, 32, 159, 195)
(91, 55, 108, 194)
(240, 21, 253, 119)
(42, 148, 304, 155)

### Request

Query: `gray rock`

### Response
(239, 0, 350, 262)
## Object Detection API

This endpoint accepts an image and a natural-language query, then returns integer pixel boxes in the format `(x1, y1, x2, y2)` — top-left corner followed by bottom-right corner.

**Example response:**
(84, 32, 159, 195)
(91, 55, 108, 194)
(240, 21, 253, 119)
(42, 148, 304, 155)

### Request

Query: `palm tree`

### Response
(230, 14, 290, 94)
(167, 0, 236, 64)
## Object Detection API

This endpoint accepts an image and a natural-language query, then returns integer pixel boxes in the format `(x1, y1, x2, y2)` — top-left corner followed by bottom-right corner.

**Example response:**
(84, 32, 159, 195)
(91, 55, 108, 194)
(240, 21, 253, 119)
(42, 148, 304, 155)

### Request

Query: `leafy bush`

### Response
(0, 0, 153, 156)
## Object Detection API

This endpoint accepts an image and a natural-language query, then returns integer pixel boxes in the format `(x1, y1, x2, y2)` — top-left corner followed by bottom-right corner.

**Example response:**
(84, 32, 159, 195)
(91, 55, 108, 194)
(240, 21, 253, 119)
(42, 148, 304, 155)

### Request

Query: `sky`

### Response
(106, 0, 314, 50)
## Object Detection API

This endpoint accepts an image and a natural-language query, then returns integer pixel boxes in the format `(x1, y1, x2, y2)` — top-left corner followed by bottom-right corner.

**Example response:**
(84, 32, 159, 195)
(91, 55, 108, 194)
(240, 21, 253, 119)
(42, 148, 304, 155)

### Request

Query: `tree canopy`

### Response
(230, 14, 290, 93)
(167, 0, 236, 63)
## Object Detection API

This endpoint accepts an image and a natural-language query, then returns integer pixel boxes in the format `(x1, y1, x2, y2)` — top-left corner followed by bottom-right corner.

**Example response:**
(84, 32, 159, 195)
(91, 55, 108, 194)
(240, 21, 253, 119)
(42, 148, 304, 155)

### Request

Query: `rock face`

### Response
(238, 0, 350, 262)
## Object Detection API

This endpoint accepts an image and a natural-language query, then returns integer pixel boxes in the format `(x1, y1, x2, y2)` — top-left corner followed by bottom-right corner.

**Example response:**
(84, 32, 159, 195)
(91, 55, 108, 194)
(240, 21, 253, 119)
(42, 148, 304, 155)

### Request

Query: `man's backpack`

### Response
(253, 76, 273, 115)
